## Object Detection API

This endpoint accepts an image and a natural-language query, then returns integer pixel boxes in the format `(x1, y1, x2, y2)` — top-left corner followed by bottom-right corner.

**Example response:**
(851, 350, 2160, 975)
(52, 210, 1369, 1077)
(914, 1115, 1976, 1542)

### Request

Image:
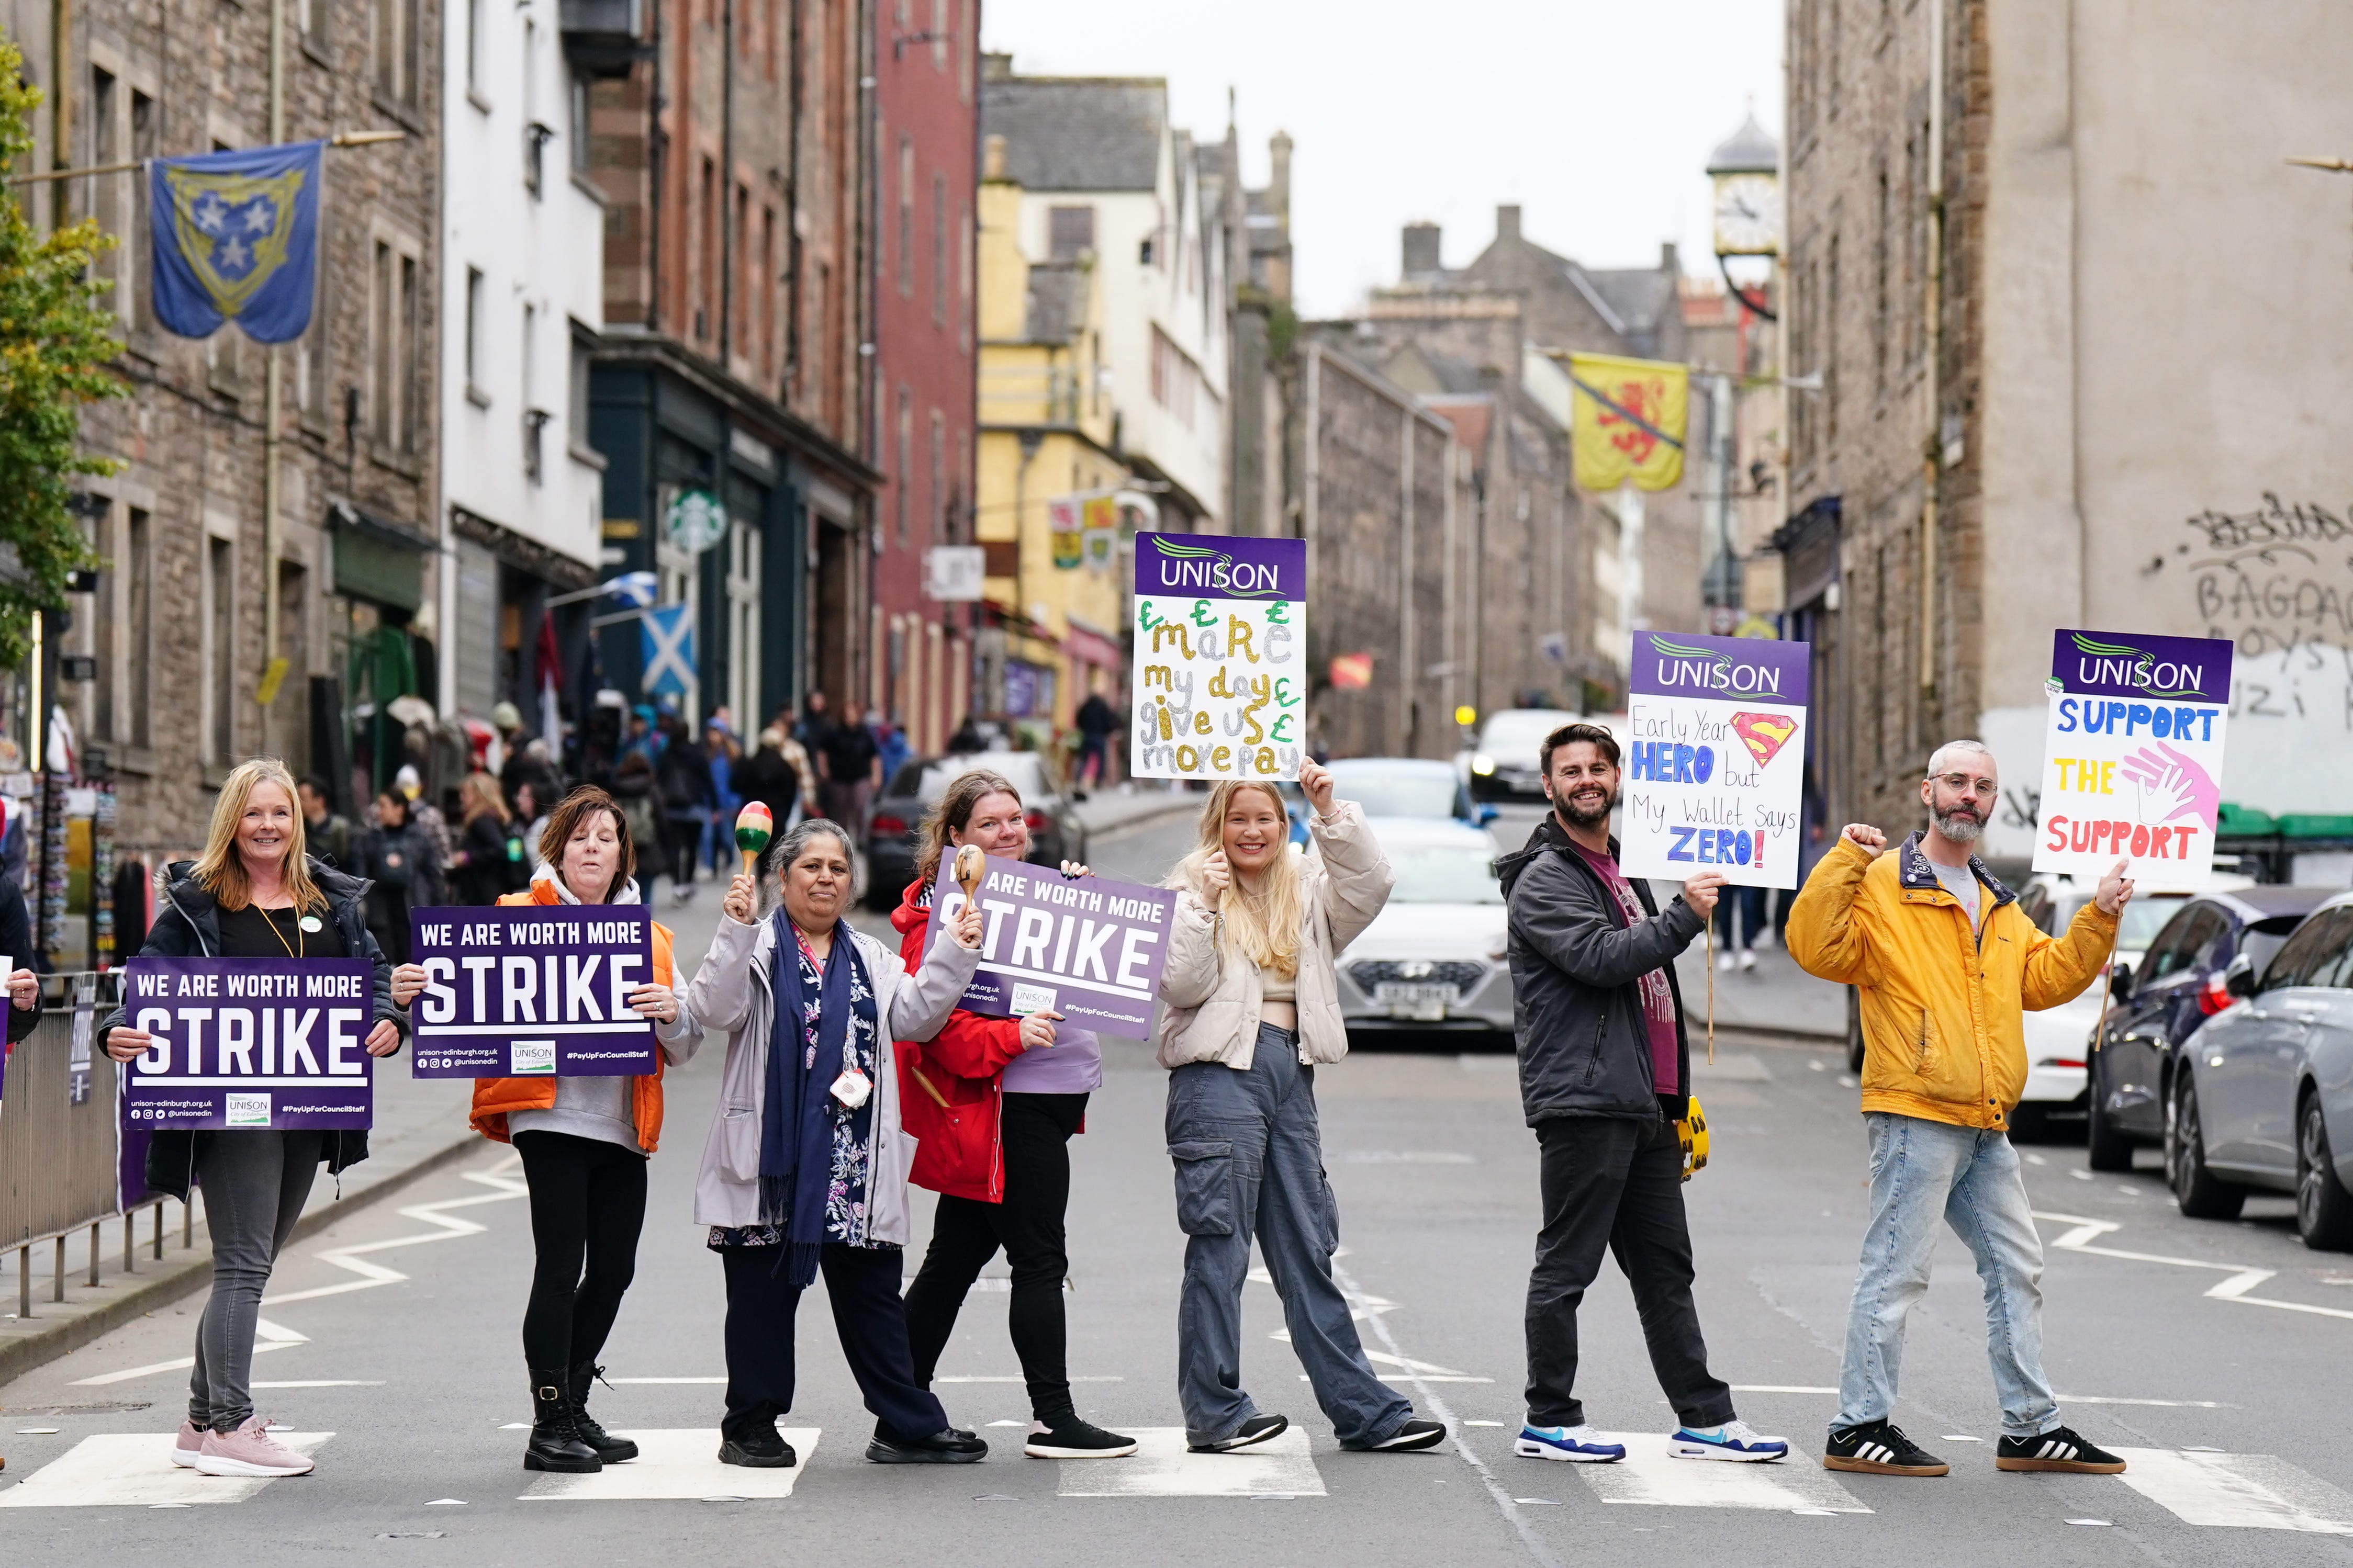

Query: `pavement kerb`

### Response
(0, 1126, 486, 1391)
(1076, 793, 1201, 837)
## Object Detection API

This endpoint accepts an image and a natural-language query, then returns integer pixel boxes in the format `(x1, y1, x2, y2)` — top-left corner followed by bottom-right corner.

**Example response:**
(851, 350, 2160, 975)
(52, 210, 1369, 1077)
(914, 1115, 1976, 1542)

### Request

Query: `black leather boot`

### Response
(524, 1368, 601, 1473)
(567, 1362, 638, 1463)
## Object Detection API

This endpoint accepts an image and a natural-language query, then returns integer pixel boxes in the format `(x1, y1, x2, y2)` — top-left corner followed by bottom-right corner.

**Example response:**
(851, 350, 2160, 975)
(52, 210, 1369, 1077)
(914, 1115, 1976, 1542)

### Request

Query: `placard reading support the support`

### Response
(408, 906, 657, 1077)
(2032, 629, 2232, 893)
(121, 957, 376, 1130)
(924, 860, 1177, 1037)
(1130, 531, 1307, 782)
(1618, 632, 1810, 888)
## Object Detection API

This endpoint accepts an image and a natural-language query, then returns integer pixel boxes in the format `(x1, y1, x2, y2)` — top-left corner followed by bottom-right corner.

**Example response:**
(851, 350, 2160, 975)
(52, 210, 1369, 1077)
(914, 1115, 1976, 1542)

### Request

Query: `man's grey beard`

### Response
(1932, 804, 1985, 844)
(1556, 786, 1619, 828)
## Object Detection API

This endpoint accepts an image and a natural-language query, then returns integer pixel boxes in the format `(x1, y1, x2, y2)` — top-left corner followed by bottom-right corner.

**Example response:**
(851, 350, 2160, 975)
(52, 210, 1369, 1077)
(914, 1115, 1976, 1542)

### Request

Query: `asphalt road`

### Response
(5, 802, 2351, 1564)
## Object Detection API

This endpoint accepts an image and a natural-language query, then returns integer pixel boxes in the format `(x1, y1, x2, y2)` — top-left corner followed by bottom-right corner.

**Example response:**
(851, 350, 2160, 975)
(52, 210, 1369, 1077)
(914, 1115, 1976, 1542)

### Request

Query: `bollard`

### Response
(88, 1221, 100, 1287)
(53, 1234, 65, 1302)
(125, 1212, 135, 1273)
(17, 1242, 28, 1319)
(153, 1201, 164, 1260)
(183, 1197, 192, 1249)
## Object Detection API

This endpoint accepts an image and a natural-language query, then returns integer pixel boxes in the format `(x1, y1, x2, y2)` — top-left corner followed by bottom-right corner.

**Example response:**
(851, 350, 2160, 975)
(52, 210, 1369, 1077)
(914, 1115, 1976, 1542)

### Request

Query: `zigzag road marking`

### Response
(2037, 1211, 2353, 1323)
(71, 1154, 528, 1386)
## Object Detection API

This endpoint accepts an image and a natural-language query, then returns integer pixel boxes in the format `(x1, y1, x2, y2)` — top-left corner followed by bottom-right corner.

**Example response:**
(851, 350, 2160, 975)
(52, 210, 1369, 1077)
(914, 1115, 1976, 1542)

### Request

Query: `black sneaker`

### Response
(1024, 1416, 1139, 1459)
(717, 1430, 798, 1468)
(1996, 1426, 2126, 1474)
(867, 1425, 989, 1464)
(1823, 1419, 1948, 1476)
(1369, 1418, 1448, 1452)
(1190, 1414, 1289, 1453)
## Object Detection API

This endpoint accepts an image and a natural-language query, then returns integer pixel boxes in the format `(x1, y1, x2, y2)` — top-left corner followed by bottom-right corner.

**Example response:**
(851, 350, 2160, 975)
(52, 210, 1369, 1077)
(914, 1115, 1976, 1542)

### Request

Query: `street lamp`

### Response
(1702, 113, 1783, 615)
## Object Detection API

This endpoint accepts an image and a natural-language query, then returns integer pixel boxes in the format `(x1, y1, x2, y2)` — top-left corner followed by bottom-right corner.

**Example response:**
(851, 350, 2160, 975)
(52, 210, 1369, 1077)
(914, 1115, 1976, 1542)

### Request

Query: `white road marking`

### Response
(1730, 1384, 1837, 1394)
(936, 1375, 1123, 1383)
(252, 1381, 383, 1390)
(72, 1158, 531, 1387)
(1340, 1151, 1478, 1164)
(2113, 1448, 2353, 1533)
(1053, 1427, 1324, 1499)
(611, 1378, 725, 1385)
(519, 1428, 820, 1502)
(2024, 1153, 2049, 1166)
(1266, 1332, 1492, 1383)
(72, 1341, 301, 1386)
(1941, 1436, 1985, 1443)
(1573, 1433, 1870, 1514)
(2038, 1211, 2353, 1323)
(0, 1432, 332, 1507)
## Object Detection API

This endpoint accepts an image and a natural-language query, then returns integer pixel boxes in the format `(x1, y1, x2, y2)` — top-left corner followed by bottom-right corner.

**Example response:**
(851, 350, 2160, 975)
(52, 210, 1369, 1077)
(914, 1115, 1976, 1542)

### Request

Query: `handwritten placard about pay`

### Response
(1617, 632, 1810, 889)
(1130, 531, 1307, 782)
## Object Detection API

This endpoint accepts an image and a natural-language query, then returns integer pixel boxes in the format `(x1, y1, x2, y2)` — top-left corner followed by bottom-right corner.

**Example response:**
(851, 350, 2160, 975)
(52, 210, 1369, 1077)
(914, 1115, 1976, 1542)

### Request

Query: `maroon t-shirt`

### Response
(1569, 843, 1680, 1098)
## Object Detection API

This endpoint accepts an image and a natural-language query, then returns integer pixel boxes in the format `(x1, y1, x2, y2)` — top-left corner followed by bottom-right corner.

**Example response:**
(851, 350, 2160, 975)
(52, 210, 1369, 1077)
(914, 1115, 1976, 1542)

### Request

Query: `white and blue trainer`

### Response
(1667, 1419, 1789, 1462)
(1515, 1424, 1627, 1463)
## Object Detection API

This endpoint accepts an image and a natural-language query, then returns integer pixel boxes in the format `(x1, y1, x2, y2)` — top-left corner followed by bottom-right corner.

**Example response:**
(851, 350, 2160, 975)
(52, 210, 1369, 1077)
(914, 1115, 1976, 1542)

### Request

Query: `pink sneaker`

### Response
(172, 1419, 205, 1468)
(195, 1415, 313, 1477)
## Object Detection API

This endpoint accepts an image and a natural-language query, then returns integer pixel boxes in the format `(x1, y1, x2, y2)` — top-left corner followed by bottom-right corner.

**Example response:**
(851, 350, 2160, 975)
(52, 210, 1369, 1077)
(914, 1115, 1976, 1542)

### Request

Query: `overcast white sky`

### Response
(980, 0, 1785, 318)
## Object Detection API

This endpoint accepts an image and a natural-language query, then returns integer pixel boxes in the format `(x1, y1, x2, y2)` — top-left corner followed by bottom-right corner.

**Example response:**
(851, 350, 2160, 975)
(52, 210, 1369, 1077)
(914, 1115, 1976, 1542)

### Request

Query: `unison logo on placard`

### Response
(2066, 632, 2208, 701)
(1645, 636, 1789, 695)
(511, 1041, 557, 1075)
(1138, 537, 1292, 600)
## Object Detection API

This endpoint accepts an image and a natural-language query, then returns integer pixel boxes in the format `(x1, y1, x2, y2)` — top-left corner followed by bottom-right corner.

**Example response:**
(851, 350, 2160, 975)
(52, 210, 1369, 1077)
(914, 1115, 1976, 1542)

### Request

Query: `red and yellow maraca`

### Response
(734, 801, 774, 876)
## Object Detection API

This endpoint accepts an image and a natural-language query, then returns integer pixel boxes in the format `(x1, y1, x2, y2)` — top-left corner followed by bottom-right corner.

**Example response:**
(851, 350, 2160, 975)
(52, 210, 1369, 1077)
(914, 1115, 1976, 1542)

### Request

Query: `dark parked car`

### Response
(863, 751, 1090, 909)
(2086, 885, 2333, 1170)
(2167, 891, 2353, 1250)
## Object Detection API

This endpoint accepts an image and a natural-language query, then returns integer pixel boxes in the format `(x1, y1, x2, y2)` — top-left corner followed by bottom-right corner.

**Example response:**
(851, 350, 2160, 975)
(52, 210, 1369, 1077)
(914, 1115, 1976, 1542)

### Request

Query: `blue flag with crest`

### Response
(148, 140, 324, 343)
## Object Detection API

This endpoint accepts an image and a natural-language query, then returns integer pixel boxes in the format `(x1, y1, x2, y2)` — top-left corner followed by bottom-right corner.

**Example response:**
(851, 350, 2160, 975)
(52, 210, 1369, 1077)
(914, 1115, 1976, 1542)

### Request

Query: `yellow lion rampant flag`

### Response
(1569, 352, 1688, 493)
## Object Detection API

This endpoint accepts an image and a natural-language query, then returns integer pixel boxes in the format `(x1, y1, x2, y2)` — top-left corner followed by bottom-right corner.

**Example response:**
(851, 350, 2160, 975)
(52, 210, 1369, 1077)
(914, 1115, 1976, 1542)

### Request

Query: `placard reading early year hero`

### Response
(1618, 631, 1810, 888)
(924, 860, 1177, 1038)
(2032, 628, 2232, 892)
(408, 907, 656, 1078)
(1130, 531, 1306, 781)
(121, 957, 376, 1130)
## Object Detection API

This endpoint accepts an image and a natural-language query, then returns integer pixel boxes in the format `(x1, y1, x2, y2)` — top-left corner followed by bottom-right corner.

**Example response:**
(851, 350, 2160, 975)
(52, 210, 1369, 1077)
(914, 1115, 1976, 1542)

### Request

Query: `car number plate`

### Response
(1375, 982, 1457, 1020)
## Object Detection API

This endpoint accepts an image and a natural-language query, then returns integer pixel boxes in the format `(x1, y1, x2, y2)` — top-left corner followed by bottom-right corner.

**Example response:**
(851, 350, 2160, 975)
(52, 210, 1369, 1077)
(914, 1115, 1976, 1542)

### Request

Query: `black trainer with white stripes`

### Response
(1822, 1420, 1949, 1476)
(1995, 1426, 2127, 1474)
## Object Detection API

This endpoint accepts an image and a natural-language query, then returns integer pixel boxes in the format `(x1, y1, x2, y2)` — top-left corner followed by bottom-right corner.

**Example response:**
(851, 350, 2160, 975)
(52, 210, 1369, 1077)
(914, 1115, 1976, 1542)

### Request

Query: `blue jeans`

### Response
(1835, 1112, 2059, 1440)
(1166, 1026, 1413, 1448)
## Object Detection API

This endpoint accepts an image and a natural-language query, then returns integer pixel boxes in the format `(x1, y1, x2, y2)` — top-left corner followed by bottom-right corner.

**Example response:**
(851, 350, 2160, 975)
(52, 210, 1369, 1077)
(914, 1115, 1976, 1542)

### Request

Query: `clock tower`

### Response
(1707, 113, 1783, 260)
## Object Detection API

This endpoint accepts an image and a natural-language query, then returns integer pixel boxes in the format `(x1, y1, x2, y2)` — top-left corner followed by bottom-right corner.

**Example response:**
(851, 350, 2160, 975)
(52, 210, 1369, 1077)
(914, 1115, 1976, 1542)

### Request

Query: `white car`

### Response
(2009, 869, 2255, 1137)
(1460, 708, 1583, 801)
(1334, 818, 1515, 1040)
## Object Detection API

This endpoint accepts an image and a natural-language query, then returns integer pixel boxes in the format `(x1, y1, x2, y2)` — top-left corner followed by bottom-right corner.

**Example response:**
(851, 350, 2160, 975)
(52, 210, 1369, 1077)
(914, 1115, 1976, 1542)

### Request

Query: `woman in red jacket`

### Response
(892, 768, 1136, 1459)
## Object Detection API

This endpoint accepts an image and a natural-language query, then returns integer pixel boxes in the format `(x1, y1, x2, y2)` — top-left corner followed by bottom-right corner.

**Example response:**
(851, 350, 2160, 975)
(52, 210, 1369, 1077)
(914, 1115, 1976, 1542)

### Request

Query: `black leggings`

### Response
(513, 1130, 649, 1372)
(902, 1092, 1087, 1421)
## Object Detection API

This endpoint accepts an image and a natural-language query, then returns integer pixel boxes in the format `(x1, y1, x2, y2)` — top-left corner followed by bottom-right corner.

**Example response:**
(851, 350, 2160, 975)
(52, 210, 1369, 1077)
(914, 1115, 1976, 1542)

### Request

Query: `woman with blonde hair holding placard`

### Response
(1155, 761, 1445, 1456)
(98, 759, 407, 1479)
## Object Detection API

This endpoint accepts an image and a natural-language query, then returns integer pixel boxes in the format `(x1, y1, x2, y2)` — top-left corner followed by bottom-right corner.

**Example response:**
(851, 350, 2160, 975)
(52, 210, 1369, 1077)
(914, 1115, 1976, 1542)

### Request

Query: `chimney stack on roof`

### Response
(1496, 204, 1522, 242)
(1268, 130, 1292, 230)
(1402, 222, 1442, 279)
(982, 51, 1013, 81)
(983, 134, 1006, 182)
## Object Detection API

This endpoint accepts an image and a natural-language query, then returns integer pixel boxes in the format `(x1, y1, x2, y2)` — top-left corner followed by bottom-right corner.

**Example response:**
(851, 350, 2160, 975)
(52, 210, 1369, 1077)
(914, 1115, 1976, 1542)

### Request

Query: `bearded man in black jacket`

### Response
(1495, 722, 1786, 1467)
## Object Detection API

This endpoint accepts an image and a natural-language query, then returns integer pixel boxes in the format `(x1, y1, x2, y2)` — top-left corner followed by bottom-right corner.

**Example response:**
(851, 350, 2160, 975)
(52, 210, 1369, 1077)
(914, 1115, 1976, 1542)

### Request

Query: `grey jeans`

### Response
(189, 1130, 322, 1431)
(1166, 1024, 1412, 1448)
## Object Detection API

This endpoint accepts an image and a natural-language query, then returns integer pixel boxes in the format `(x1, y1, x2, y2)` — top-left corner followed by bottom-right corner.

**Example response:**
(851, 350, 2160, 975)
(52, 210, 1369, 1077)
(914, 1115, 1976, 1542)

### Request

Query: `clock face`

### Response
(1712, 172, 1781, 256)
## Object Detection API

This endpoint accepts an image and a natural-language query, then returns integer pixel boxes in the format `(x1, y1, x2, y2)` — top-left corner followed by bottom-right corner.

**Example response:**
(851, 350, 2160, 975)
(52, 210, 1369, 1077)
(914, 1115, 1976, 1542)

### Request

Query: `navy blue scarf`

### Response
(758, 911, 877, 1288)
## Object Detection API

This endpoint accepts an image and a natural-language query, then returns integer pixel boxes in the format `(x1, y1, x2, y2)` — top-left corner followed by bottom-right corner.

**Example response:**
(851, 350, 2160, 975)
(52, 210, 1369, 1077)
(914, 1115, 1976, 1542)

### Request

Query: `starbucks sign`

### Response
(664, 488, 727, 554)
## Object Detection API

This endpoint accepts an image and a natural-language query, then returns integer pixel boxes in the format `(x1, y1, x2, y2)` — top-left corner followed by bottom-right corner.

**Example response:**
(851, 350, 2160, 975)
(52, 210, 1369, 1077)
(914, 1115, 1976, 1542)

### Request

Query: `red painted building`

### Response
(868, 0, 981, 752)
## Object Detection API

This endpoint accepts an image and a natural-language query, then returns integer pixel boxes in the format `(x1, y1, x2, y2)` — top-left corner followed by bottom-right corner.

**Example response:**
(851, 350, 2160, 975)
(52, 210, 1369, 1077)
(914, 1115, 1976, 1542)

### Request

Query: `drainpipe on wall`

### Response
(1920, 0, 1944, 707)
(262, 0, 285, 736)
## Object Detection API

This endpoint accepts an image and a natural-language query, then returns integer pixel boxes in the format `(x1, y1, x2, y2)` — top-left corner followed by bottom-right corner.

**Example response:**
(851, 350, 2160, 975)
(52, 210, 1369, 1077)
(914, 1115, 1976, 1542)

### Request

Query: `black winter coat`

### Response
(0, 875, 42, 1043)
(99, 858, 409, 1201)
(1498, 813, 1701, 1126)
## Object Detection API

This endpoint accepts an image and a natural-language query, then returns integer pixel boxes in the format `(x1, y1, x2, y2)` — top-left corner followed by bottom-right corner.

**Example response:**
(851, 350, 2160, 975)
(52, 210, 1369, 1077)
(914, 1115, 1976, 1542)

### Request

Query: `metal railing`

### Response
(1, 974, 196, 1319)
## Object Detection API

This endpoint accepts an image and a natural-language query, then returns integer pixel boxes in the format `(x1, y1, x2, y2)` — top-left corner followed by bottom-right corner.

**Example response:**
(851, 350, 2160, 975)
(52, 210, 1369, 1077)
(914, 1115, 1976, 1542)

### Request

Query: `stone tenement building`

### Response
(44, 0, 443, 859)
(1777, 1, 2353, 851)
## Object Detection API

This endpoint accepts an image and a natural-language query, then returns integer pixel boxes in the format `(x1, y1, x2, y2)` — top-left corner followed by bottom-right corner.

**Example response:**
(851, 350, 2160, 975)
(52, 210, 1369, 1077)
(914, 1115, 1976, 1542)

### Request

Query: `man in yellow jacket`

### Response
(1786, 739, 2133, 1480)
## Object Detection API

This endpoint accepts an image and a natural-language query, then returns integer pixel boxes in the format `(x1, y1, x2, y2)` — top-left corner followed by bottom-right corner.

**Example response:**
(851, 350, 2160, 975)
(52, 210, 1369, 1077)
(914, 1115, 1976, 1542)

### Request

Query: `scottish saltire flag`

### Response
(148, 140, 324, 342)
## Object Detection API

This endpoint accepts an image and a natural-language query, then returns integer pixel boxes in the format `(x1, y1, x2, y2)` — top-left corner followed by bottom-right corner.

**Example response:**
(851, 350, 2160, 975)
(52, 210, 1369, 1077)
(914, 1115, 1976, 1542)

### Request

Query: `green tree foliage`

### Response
(0, 36, 126, 668)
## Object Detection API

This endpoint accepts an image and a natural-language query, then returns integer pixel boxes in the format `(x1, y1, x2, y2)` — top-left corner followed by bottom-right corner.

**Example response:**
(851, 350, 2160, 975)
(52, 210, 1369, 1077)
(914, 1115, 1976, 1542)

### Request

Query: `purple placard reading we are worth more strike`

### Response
(925, 858, 1178, 1039)
(407, 906, 656, 1078)
(120, 956, 376, 1131)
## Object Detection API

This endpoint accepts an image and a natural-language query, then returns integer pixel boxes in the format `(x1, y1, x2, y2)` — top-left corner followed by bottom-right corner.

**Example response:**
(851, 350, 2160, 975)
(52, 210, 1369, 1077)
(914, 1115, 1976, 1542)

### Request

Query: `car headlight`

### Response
(1471, 753, 1496, 775)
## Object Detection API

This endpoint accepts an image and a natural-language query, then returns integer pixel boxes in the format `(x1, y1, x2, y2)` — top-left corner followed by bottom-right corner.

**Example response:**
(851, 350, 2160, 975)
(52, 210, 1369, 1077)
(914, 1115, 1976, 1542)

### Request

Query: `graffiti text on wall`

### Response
(2182, 494, 2353, 657)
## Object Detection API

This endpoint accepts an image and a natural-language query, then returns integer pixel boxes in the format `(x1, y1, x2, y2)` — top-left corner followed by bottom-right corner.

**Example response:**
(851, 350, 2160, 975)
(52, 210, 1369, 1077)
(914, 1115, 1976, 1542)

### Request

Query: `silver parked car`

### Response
(1334, 818, 1514, 1040)
(2169, 890, 2353, 1249)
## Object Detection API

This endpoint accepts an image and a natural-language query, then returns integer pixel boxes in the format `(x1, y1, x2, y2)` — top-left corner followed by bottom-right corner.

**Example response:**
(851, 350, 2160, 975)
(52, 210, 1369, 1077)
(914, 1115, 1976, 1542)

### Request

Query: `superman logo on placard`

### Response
(1730, 712, 1798, 769)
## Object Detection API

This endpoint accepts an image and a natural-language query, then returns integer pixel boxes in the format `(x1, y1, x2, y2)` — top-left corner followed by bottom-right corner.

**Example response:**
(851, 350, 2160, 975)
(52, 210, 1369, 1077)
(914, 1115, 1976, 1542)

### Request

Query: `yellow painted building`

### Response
(975, 141, 1134, 731)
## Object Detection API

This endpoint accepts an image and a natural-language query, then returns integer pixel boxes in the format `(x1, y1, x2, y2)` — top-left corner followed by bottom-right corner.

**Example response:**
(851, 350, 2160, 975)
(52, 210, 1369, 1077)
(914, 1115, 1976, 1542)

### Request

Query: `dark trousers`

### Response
(662, 816, 701, 886)
(903, 1092, 1087, 1421)
(1524, 1115, 1734, 1429)
(514, 1130, 648, 1371)
(1714, 885, 1768, 950)
(189, 1130, 322, 1431)
(719, 1242, 948, 1443)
